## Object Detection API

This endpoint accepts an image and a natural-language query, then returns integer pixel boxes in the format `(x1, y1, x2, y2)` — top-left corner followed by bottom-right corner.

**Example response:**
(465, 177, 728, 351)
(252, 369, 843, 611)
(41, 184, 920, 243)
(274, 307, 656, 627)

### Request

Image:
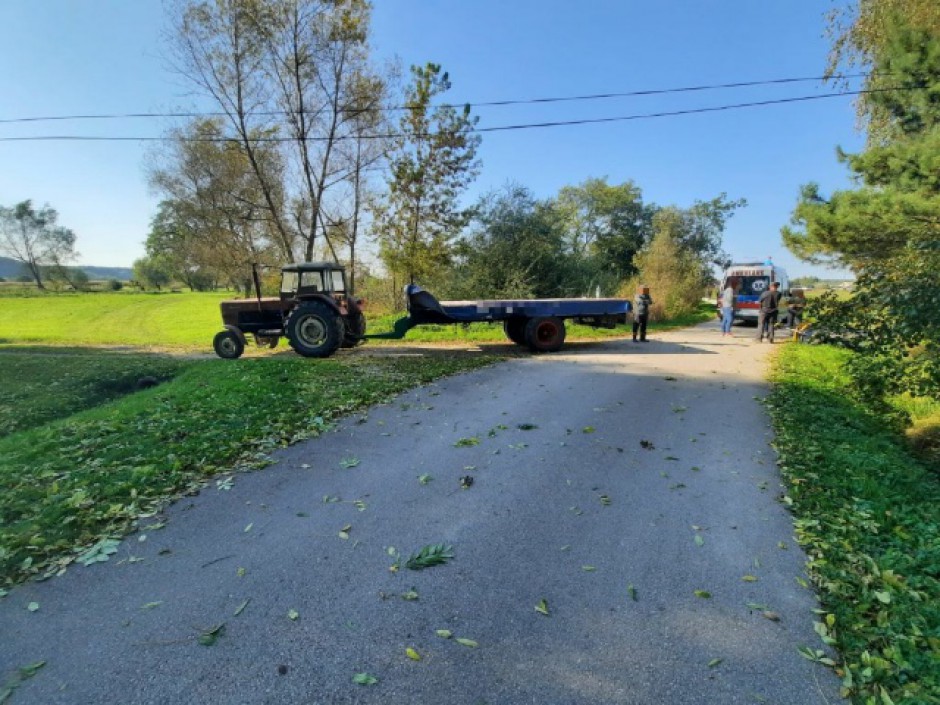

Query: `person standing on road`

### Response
(633, 285, 653, 342)
(720, 279, 736, 336)
(756, 281, 782, 342)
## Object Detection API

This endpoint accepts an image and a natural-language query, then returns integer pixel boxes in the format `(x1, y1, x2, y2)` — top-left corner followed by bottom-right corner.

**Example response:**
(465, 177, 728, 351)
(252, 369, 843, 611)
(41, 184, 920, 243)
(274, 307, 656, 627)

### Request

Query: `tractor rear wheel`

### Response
(503, 318, 527, 346)
(213, 330, 245, 359)
(285, 301, 344, 358)
(341, 312, 367, 348)
(525, 316, 566, 352)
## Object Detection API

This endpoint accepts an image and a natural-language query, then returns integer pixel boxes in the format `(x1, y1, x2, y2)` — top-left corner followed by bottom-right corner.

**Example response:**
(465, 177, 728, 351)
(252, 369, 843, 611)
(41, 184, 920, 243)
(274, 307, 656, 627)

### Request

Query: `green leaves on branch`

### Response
(405, 543, 454, 571)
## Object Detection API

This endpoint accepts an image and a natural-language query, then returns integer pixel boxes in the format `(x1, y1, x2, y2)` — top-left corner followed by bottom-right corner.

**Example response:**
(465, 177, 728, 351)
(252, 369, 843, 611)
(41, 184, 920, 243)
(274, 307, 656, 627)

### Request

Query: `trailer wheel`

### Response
(213, 330, 245, 359)
(286, 301, 344, 358)
(503, 318, 527, 346)
(525, 316, 566, 352)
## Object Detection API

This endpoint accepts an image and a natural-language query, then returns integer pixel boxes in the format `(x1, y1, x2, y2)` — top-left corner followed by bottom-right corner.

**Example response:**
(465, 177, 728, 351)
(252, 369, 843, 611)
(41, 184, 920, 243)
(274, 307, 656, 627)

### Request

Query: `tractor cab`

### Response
(279, 262, 348, 300)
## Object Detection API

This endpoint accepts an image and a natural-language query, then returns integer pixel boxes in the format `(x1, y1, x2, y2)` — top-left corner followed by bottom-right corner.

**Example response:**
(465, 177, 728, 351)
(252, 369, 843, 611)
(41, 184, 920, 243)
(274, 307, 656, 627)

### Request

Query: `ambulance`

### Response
(717, 262, 790, 324)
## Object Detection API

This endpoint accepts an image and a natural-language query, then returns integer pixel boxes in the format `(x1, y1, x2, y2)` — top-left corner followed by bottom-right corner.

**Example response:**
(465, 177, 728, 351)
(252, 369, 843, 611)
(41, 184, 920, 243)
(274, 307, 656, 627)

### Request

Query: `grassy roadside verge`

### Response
(766, 344, 939, 704)
(0, 352, 497, 588)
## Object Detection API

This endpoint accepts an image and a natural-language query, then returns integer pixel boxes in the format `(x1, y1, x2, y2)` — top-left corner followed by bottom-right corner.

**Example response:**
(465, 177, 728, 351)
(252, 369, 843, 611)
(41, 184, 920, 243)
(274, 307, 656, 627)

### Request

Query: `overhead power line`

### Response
(0, 73, 872, 125)
(0, 87, 899, 144)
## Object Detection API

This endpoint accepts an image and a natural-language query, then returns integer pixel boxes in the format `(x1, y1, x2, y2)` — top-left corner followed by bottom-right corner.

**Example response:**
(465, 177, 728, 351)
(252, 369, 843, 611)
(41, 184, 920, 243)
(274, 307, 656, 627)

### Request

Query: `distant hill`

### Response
(0, 256, 132, 281)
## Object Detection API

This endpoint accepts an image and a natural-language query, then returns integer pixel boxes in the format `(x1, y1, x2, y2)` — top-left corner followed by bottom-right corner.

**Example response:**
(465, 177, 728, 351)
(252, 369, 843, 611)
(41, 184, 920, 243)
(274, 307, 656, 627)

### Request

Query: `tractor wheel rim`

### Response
(220, 337, 238, 355)
(298, 316, 327, 346)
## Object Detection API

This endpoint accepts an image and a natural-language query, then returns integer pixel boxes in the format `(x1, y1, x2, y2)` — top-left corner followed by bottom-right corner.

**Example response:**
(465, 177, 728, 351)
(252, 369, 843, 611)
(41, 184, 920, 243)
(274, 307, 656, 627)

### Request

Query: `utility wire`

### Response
(0, 87, 899, 144)
(0, 74, 871, 125)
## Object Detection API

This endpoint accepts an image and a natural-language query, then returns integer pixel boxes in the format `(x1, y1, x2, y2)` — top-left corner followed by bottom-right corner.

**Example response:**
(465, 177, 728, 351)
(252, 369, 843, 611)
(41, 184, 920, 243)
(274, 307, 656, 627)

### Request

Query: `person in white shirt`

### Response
(720, 280, 736, 336)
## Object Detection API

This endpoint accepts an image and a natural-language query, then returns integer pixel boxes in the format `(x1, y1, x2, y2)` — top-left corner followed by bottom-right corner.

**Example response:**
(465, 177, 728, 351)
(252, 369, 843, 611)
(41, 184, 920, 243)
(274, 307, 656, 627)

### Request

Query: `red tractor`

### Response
(212, 262, 365, 359)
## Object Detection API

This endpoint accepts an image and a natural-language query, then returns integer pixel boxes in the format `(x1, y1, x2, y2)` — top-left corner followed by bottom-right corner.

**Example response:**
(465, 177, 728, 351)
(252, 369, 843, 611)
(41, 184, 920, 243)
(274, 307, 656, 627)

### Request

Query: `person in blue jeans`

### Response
(720, 279, 737, 336)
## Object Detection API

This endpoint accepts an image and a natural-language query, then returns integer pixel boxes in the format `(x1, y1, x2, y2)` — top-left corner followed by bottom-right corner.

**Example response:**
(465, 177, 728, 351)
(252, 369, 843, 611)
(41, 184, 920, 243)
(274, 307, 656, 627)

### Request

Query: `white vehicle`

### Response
(717, 262, 790, 324)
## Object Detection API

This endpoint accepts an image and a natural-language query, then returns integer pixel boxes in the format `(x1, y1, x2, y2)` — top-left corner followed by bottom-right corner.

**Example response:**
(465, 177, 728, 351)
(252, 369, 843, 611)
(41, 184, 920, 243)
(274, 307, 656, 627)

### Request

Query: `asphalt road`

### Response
(0, 321, 840, 704)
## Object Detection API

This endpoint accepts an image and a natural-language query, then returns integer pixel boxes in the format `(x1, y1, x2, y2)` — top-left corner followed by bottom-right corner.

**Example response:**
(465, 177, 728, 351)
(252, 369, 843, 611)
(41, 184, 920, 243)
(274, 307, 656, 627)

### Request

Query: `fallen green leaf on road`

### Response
(339, 524, 352, 540)
(244, 523, 253, 533)
(18, 661, 45, 679)
(198, 623, 225, 646)
(694, 590, 712, 599)
(405, 543, 454, 570)
(454, 437, 480, 447)
(352, 672, 378, 686)
(627, 584, 638, 601)
(405, 647, 421, 661)
(535, 599, 550, 616)
(435, 629, 453, 639)
(582, 565, 596, 572)
(762, 611, 781, 622)
(694, 535, 705, 546)
(599, 495, 611, 506)
(582, 426, 595, 434)
(77, 537, 120, 566)
(741, 575, 758, 582)
(233, 599, 250, 616)
(26, 602, 39, 612)
(418, 474, 433, 485)
(707, 658, 723, 668)
(517, 423, 538, 431)
(141, 601, 162, 610)
(288, 609, 299, 621)
(340, 457, 361, 469)
(400, 590, 419, 601)
(455, 638, 478, 648)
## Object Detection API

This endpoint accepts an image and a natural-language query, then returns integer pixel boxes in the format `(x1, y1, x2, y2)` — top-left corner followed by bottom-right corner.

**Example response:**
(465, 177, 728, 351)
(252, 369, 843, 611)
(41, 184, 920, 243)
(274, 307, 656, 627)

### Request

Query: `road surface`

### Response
(0, 322, 840, 704)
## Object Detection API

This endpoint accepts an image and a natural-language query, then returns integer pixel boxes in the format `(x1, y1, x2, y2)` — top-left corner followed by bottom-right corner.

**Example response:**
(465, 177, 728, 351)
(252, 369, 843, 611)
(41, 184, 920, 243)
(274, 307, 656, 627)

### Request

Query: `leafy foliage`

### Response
(768, 344, 940, 704)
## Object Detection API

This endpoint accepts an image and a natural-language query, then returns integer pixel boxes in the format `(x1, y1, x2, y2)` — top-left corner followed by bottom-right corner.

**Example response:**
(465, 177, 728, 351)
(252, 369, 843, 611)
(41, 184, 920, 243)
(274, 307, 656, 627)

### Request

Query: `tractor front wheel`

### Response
(213, 330, 245, 359)
(286, 301, 344, 358)
(525, 316, 566, 353)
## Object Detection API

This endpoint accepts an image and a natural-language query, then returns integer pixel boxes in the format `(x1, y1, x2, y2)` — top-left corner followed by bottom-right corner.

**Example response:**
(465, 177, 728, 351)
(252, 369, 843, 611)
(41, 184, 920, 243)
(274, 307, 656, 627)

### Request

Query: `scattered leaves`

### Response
(694, 535, 705, 547)
(18, 661, 45, 679)
(216, 477, 234, 491)
(640, 439, 655, 449)
(454, 437, 480, 447)
(77, 537, 120, 566)
(234, 599, 250, 616)
(338, 524, 352, 540)
(582, 426, 595, 434)
(459, 476, 474, 489)
(405, 647, 421, 661)
(26, 602, 39, 612)
(287, 609, 299, 621)
(741, 575, 759, 582)
(418, 474, 433, 485)
(694, 590, 712, 599)
(517, 423, 538, 431)
(535, 599, 550, 616)
(141, 601, 162, 610)
(455, 638, 478, 648)
(339, 457, 360, 469)
(707, 658, 723, 668)
(581, 565, 596, 572)
(435, 629, 453, 639)
(400, 590, 419, 602)
(599, 494, 611, 507)
(352, 672, 378, 686)
(627, 584, 638, 601)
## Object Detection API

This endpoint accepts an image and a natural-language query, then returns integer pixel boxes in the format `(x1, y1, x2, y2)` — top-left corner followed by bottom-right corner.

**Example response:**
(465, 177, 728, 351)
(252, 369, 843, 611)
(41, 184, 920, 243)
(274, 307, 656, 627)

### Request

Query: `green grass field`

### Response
(0, 290, 715, 352)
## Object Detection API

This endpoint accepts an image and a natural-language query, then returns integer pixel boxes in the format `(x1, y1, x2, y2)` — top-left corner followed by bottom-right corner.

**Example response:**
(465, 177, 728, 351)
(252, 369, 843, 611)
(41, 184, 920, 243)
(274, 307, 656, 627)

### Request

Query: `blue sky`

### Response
(0, 0, 863, 278)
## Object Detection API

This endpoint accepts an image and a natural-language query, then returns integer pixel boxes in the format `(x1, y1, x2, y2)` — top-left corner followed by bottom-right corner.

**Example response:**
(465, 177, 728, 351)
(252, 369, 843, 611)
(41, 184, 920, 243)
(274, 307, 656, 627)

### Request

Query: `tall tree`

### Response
(554, 177, 655, 294)
(373, 63, 481, 288)
(166, 0, 384, 263)
(453, 184, 569, 300)
(148, 118, 282, 288)
(826, 0, 940, 139)
(785, 19, 940, 400)
(0, 200, 77, 290)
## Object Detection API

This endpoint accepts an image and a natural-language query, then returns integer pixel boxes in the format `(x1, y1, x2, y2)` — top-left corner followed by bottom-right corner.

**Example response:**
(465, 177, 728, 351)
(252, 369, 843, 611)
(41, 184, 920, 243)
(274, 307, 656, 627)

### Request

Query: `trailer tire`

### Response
(525, 316, 566, 352)
(213, 330, 245, 359)
(503, 318, 527, 346)
(286, 301, 344, 358)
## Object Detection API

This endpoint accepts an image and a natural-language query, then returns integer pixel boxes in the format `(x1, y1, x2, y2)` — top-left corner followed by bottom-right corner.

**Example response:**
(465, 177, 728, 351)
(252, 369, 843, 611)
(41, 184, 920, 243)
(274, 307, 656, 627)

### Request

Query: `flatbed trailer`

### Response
(212, 262, 632, 359)
(369, 284, 631, 353)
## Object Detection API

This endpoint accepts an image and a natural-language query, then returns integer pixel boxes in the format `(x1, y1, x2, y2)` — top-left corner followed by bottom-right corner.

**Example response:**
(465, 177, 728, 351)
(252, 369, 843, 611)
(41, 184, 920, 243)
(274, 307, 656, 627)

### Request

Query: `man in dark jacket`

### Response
(756, 281, 782, 342)
(633, 285, 653, 342)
